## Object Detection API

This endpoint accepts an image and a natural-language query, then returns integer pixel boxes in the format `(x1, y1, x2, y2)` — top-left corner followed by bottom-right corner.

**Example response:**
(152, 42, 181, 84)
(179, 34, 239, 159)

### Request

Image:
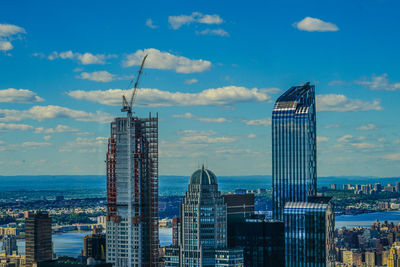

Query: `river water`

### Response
(4, 212, 400, 257)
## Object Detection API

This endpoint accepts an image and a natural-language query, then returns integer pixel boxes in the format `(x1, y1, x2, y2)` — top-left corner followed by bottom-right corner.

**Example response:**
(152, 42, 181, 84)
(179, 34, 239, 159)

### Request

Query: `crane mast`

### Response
(121, 54, 148, 114)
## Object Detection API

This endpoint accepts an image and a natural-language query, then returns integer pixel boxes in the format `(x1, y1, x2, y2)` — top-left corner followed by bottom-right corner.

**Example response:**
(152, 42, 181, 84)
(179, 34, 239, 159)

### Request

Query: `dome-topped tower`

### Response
(189, 165, 217, 185)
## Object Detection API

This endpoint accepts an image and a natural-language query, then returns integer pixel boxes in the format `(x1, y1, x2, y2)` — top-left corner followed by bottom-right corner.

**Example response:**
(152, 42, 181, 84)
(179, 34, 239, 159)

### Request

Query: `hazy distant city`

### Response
(2, 1, 400, 267)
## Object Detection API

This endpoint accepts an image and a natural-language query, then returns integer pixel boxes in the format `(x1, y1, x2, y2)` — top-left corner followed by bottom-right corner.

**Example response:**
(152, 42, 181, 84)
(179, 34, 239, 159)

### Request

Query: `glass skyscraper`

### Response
(272, 82, 317, 221)
(284, 196, 336, 267)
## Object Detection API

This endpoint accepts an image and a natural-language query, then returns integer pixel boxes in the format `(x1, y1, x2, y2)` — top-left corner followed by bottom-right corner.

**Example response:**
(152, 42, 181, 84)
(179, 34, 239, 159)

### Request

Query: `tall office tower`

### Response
(106, 113, 159, 267)
(272, 82, 317, 220)
(171, 217, 180, 247)
(284, 196, 335, 267)
(1, 235, 18, 255)
(180, 167, 227, 267)
(25, 211, 52, 267)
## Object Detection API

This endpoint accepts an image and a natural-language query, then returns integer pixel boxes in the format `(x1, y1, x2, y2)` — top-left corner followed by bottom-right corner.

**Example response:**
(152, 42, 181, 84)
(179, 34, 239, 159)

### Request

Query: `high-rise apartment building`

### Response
(284, 196, 335, 267)
(106, 113, 159, 267)
(1, 235, 18, 255)
(272, 82, 317, 220)
(25, 211, 52, 267)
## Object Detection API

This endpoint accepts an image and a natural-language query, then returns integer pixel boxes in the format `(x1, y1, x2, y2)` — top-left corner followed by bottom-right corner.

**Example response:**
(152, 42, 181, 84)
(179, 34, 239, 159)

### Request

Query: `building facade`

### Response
(25, 212, 52, 267)
(272, 82, 317, 221)
(1, 235, 18, 255)
(284, 196, 335, 267)
(83, 231, 106, 261)
(106, 114, 159, 267)
(179, 167, 227, 267)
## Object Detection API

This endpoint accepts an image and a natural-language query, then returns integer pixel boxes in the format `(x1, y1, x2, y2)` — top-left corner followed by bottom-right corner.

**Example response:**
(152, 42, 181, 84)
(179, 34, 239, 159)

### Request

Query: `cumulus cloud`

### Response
(0, 123, 34, 131)
(196, 28, 229, 37)
(337, 135, 366, 143)
(317, 94, 382, 112)
(0, 105, 114, 123)
(168, 12, 223, 30)
(0, 41, 13, 51)
(317, 136, 330, 143)
(35, 124, 79, 134)
(181, 135, 235, 144)
(356, 74, 400, 91)
(59, 136, 108, 153)
(357, 123, 377, 131)
(173, 113, 230, 123)
(0, 88, 44, 103)
(382, 154, 400, 161)
(293, 17, 339, 32)
(44, 51, 116, 65)
(123, 48, 211, 73)
(21, 141, 51, 147)
(79, 71, 115, 82)
(67, 86, 269, 107)
(247, 134, 256, 138)
(325, 124, 340, 129)
(146, 18, 158, 29)
(184, 78, 198, 84)
(0, 24, 26, 51)
(243, 117, 271, 126)
(178, 130, 216, 136)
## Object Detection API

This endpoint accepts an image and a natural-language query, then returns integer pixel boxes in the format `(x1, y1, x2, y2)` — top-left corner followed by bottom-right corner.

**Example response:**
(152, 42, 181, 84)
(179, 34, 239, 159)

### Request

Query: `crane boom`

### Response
(121, 55, 148, 114)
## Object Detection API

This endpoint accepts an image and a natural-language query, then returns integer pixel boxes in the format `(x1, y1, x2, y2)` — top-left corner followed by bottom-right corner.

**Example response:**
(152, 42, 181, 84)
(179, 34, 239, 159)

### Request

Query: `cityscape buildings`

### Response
(106, 113, 159, 267)
(272, 82, 317, 221)
(1, 235, 18, 255)
(83, 229, 106, 261)
(25, 211, 53, 267)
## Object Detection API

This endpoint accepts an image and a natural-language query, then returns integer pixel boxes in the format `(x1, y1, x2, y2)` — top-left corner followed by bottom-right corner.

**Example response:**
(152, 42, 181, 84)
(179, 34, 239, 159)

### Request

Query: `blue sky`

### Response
(1, 0, 400, 177)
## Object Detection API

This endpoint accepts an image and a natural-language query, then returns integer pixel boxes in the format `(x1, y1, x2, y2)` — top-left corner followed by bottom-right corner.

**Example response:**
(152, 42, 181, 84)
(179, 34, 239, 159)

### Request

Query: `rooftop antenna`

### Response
(121, 54, 148, 115)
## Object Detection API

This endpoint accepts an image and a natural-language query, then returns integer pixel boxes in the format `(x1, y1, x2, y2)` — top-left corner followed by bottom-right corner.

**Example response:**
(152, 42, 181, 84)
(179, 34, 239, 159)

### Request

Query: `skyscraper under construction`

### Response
(106, 113, 159, 267)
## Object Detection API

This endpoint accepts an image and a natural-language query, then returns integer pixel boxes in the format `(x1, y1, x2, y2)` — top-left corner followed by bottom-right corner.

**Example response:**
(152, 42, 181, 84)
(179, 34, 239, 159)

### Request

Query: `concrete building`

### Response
(106, 113, 159, 267)
(25, 212, 52, 267)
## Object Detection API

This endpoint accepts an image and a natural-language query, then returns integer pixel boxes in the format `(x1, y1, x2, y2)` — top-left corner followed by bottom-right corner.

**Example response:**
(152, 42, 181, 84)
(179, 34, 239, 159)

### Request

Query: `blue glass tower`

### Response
(272, 82, 317, 221)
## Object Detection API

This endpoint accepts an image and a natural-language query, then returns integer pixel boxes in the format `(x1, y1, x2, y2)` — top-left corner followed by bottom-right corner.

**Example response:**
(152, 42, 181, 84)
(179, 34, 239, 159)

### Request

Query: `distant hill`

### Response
(0, 175, 398, 196)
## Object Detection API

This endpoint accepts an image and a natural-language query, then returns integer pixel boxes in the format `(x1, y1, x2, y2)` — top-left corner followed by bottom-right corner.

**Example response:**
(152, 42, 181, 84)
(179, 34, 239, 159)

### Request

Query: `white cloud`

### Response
(337, 135, 366, 143)
(317, 136, 330, 143)
(67, 86, 269, 107)
(0, 123, 34, 131)
(293, 17, 339, 32)
(325, 124, 340, 128)
(181, 135, 235, 144)
(21, 141, 51, 147)
(123, 48, 211, 73)
(247, 134, 256, 139)
(0, 41, 13, 51)
(317, 94, 382, 112)
(351, 142, 376, 149)
(168, 12, 223, 30)
(383, 154, 400, 161)
(0, 88, 44, 103)
(59, 136, 108, 153)
(243, 117, 271, 126)
(328, 80, 346, 86)
(79, 71, 115, 82)
(0, 24, 26, 51)
(46, 51, 115, 65)
(146, 18, 158, 29)
(173, 113, 230, 123)
(184, 78, 198, 84)
(196, 28, 229, 37)
(0, 105, 114, 123)
(43, 135, 52, 141)
(357, 123, 377, 131)
(178, 130, 216, 136)
(356, 74, 400, 91)
(260, 88, 282, 94)
(35, 124, 79, 134)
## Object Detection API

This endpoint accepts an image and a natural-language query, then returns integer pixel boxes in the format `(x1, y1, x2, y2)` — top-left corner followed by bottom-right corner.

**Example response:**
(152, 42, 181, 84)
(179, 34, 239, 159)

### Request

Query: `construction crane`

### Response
(121, 54, 148, 114)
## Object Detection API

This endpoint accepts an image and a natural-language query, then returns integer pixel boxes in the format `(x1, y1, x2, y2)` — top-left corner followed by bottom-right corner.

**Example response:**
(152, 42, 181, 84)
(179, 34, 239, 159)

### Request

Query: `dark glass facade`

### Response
(272, 82, 317, 221)
(284, 197, 335, 267)
(228, 218, 285, 267)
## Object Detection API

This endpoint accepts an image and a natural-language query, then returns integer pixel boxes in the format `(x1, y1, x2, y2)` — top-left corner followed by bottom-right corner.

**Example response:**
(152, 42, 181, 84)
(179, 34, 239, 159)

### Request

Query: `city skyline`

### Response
(1, 0, 400, 177)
